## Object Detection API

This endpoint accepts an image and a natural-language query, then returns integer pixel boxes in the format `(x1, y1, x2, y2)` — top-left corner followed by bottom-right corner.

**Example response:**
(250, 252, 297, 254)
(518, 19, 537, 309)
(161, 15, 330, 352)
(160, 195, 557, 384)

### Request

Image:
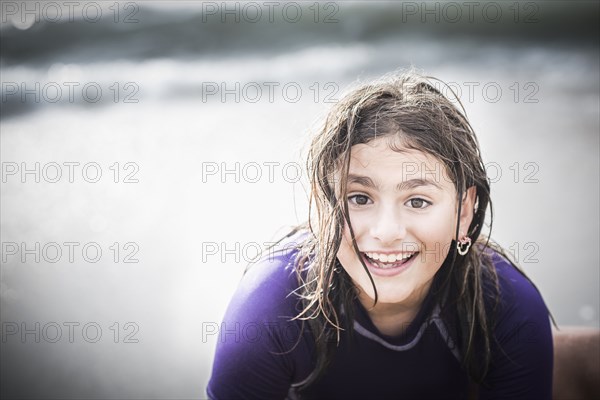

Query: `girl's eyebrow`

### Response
(347, 174, 442, 191)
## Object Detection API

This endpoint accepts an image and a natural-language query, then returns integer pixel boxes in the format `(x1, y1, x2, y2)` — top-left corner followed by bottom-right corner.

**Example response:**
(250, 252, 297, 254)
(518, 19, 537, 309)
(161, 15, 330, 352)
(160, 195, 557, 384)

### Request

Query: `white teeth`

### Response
(365, 252, 415, 263)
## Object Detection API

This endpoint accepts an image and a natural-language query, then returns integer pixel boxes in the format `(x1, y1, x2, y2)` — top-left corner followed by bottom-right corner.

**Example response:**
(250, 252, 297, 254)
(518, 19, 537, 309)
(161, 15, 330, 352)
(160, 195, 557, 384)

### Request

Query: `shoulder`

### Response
(229, 230, 309, 323)
(207, 230, 315, 399)
(485, 250, 551, 329)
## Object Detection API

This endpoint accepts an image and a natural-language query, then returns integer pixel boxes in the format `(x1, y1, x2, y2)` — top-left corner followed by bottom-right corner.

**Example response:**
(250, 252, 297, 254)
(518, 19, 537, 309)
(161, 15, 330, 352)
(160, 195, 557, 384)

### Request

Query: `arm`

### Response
(207, 320, 296, 400)
(207, 251, 312, 400)
(477, 260, 554, 400)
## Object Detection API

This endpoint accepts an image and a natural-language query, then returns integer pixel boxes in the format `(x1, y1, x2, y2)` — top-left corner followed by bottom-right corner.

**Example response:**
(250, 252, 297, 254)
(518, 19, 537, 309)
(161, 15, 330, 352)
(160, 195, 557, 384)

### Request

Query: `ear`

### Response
(458, 186, 477, 238)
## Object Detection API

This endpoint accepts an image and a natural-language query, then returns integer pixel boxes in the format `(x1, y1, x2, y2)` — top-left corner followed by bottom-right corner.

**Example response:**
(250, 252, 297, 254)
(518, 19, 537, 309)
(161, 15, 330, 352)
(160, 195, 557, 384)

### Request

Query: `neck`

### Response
(356, 280, 434, 336)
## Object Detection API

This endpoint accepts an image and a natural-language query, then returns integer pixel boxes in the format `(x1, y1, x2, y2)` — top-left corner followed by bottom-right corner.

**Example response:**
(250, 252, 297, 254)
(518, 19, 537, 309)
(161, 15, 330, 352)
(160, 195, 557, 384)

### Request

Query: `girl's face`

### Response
(336, 136, 476, 308)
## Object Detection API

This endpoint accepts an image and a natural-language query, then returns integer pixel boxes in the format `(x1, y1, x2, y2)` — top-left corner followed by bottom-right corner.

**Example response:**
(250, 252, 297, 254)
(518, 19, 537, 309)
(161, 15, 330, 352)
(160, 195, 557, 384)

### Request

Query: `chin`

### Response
(358, 282, 412, 305)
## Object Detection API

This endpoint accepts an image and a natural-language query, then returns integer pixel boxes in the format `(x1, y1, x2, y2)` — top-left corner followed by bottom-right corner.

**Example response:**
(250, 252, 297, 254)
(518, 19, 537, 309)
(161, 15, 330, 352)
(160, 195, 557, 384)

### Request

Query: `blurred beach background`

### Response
(1, 1, 598, 398)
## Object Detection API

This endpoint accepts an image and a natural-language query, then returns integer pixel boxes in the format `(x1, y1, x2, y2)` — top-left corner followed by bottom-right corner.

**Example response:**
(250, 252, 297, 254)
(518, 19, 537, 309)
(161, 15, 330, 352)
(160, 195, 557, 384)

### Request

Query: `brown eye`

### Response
(407, 198, 430, 209)
(348, 194, 371, 206)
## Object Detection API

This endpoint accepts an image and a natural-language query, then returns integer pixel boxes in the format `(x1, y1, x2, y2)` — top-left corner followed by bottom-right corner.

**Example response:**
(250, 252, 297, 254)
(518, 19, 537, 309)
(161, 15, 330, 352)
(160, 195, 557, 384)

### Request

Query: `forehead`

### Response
(347, 136, 453, 189)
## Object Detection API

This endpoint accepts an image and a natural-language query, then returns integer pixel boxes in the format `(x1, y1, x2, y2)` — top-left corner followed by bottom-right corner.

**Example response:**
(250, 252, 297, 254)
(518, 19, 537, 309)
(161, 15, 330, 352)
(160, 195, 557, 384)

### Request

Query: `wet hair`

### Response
(255, 69, 548, 391)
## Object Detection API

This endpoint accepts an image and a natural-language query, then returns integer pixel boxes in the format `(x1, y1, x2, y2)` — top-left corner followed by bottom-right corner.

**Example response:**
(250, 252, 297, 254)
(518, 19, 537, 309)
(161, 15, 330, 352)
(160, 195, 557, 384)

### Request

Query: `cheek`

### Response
(417, 210, 457, 248)
(346, 210, 370, 236)
(419, 222, 454, 242)
(337, 239, 357, 277)
(342, 209, 370, 242)
(338, 223, 362, 268)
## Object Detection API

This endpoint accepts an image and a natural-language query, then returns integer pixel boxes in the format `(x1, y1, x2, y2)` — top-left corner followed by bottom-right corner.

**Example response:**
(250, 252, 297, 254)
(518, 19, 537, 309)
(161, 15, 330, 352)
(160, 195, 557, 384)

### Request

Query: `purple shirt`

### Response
(207, 232, 553, 399)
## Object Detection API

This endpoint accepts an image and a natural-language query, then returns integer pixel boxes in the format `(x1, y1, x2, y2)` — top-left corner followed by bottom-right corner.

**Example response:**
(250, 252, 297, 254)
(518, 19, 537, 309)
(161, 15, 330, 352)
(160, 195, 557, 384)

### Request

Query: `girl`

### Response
(207, 71, 554, 399)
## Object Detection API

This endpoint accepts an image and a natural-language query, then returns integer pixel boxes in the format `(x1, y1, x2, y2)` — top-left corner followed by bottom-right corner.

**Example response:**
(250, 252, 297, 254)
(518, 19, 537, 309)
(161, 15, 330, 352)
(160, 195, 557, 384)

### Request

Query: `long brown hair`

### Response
(258, 69, 545, 391)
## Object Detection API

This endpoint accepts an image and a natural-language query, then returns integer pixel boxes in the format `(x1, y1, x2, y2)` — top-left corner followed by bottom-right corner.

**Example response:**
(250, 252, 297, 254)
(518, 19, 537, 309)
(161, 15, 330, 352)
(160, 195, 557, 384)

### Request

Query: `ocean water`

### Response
(1, 2, 599, 398)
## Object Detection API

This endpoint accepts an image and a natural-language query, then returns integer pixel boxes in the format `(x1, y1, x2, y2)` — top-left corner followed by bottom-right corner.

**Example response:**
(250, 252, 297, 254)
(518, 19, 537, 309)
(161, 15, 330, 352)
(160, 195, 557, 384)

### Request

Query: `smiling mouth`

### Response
(361, 252, 418, 269)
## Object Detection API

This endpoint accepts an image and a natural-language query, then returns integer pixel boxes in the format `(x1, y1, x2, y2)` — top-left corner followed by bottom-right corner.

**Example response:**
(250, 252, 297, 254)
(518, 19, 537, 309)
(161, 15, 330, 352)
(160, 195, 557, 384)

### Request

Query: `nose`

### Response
(369, 204, 406, 246)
